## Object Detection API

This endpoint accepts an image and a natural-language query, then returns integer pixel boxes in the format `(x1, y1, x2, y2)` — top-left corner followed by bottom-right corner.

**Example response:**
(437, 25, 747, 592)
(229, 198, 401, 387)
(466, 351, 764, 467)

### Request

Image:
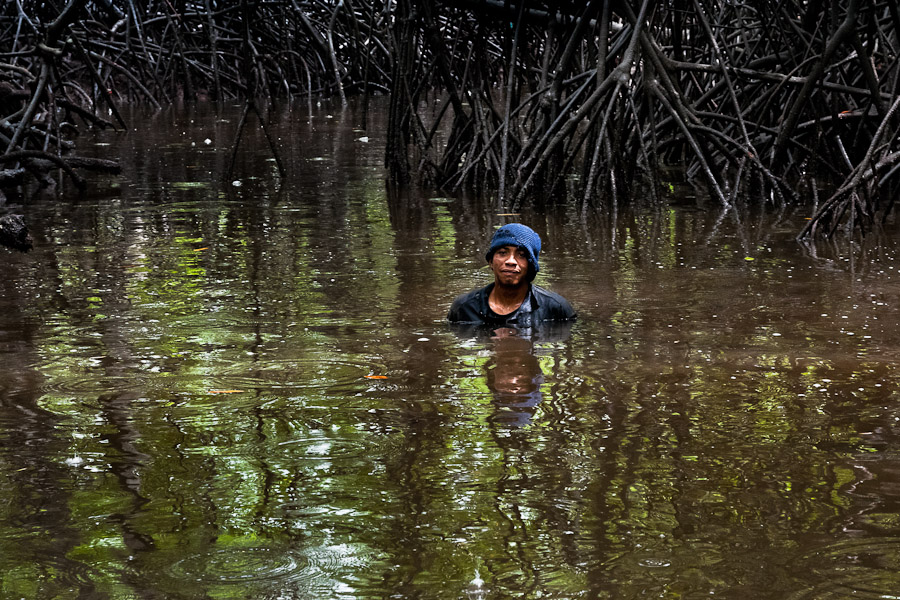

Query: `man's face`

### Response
(490, 245, 529, 287)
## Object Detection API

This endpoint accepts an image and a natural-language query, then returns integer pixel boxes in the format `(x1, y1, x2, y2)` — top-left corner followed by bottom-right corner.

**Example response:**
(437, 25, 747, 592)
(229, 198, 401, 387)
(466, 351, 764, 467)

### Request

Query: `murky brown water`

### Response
(4, 98, 900, 599)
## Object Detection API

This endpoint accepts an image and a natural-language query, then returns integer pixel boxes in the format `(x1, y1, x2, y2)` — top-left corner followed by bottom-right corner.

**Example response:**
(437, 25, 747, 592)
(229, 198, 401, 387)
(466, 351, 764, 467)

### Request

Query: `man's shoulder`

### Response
(531, 284, 569, 304)
(448, 283, 492, 322)
(531, 284, 577, 319)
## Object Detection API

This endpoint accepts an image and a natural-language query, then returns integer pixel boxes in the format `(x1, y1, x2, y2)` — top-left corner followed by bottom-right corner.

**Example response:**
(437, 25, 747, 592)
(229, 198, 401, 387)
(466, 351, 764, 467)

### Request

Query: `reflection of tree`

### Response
(0, 277, 96, 597)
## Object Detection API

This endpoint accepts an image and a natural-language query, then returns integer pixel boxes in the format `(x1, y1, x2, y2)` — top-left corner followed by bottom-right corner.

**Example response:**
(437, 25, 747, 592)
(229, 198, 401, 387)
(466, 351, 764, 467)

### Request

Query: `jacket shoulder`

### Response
(448, 284, 491, 322)
(532, 284, 577, 319)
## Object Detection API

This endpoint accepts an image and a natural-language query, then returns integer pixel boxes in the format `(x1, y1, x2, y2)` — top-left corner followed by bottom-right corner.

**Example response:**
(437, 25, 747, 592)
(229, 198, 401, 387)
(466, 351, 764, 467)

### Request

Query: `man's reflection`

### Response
(485, 327, 544, 427)
(452, 321, 572, 427)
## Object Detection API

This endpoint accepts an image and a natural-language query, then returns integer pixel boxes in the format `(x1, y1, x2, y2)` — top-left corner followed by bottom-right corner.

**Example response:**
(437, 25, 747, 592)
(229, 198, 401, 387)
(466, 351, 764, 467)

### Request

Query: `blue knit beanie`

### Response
(485, 223, 541, 281)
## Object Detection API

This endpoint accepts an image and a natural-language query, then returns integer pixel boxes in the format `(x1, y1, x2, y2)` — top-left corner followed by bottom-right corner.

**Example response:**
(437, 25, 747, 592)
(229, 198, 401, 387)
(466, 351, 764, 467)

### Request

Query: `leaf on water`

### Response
(208, 389, 245, 394)
(497, 213, 520, 216)
(194, 247, 209, 252)
(364, 375, 388, 379)
(744, 257, 755, 261)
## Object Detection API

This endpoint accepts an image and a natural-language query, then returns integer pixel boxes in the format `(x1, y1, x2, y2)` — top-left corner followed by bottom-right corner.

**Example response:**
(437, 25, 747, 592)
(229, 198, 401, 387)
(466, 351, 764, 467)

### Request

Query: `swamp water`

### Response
(3, 100, 900, 599)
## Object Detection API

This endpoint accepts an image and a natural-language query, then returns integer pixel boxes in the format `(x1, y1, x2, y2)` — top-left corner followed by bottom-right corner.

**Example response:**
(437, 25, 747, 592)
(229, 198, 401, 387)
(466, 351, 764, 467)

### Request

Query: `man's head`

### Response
(485, 223, 541, 283)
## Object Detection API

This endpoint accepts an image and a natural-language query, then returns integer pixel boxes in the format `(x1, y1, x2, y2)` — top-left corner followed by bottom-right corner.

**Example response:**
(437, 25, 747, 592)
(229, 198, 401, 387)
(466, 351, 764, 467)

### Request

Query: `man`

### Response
(447, 223, 576, 328)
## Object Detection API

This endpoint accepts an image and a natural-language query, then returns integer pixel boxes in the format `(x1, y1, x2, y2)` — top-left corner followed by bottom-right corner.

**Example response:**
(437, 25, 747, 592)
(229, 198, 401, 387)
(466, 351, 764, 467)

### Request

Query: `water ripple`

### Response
(162, 543, 387, 597)
(34, 354, 386, 412)
(169, 547, 309, 583)
(0, 557, 101, 598)
(276, 437, 369, 459)
(790, 537, 900, 600)
(212, 356, 387, 390)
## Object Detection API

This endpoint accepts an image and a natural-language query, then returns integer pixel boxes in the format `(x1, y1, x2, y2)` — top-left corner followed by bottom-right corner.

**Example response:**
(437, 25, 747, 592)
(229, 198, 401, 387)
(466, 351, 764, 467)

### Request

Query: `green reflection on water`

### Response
(7, 103, 900, 600)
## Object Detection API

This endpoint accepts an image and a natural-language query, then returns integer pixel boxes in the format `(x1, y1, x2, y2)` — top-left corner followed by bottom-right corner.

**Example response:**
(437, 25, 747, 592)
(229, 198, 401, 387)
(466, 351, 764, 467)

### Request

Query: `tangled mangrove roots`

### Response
(3, 1, 900, 239)
(385, 0, 900, 237)
(0, 0, 124, 201)
(1, 1, 394, 103)
(0, 0, 394, 198)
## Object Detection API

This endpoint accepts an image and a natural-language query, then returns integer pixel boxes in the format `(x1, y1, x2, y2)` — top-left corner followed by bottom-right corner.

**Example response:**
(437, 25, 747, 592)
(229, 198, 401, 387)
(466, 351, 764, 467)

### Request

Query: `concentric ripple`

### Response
(0, 557, 101, 598)
(161, 543, 386, 597)
(215, 356, 386, 390)
(789, 537, 900, 600)
(169, 547, 309, 583)
(277, 436, 368, 456)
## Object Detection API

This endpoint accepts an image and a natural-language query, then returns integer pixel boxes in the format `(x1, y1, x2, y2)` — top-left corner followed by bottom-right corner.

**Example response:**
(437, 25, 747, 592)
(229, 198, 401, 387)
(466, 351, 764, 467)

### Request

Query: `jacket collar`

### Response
(478, 282, 536, 318)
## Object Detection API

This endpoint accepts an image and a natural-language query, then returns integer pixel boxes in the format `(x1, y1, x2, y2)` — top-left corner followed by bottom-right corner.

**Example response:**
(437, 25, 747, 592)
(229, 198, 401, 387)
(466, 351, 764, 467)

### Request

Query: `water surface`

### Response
(3, 99, 900, 599)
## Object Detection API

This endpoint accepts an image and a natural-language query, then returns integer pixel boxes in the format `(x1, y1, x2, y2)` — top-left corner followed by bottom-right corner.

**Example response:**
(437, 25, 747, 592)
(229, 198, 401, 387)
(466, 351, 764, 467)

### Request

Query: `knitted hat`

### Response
(485, 223, 541, 281)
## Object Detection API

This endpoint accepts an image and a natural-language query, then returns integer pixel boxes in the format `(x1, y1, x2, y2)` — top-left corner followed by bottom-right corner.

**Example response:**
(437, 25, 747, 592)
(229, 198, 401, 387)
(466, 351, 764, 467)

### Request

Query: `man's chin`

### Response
(496, 276, 526, 287)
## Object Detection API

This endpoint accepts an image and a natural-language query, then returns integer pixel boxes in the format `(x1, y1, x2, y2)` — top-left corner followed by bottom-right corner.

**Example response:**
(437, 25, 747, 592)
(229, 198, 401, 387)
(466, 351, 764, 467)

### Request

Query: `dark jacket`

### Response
(447, 283, 576, 327)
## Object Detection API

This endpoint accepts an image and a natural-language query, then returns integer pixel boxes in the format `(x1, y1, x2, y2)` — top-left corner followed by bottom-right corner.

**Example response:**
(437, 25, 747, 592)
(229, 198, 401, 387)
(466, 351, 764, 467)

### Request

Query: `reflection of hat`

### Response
(485, 223, 541, 281)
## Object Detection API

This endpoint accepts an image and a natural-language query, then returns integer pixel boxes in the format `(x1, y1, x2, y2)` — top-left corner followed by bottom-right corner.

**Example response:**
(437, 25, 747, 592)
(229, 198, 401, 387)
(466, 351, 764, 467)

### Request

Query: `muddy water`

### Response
(3, 99, 900, 599)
